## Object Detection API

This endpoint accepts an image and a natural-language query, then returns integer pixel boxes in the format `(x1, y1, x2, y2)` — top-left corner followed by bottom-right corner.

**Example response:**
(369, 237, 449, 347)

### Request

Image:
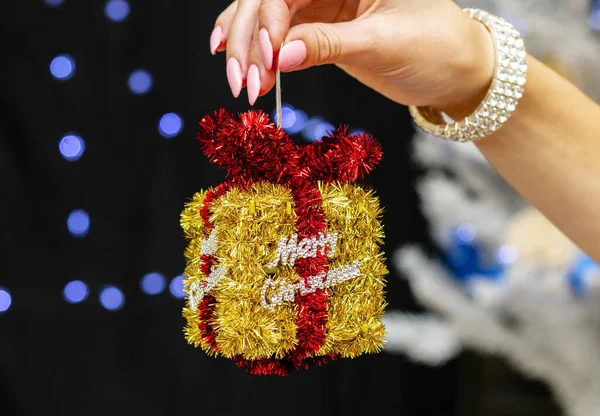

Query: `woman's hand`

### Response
(211, 0, 600, 266)
(210, 0, 495, 117)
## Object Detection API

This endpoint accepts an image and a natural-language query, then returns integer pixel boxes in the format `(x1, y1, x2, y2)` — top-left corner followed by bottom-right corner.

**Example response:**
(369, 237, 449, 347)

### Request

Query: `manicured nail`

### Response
(247, 65, 260, 106)
(259, 28, 273, 70)
(226, 57, 242, 98)
(278, 40, 307, 72)
(210, 26, 222, 55)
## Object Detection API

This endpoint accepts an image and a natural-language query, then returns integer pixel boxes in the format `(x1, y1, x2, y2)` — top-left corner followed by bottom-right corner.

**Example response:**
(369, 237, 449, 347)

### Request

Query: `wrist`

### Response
(433, 17, 496, 120)
(410, 8, 528, 142)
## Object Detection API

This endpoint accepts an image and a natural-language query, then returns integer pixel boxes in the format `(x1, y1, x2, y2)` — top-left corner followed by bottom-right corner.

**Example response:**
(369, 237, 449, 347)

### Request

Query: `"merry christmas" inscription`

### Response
(261, 261, 362, 309)
(186, 228, 355, 311)
(266, 231, 338, 269)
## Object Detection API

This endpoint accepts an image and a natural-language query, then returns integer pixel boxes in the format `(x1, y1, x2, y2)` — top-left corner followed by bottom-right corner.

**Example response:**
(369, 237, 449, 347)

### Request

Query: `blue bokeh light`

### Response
(50, 54, 75, 81)
(99, 286, 125, 311)
(281, 106, 296, 129)
(169, 275, 186, 299)
(0, 288, 11, 313)
(105, 0, 130, 22)
(455, 223, 477, 244)
(127, 69, 153, 95)
(158, 113, 183, 138)
(286, 109, 308, 135)
(67, 209, 90, 237)
(63, 280, 89, 303)
(44, 0, 64, 7)
(313, 121, 335, 141)
(496, 245, 519, 266)
(302, 117, 323, 142)
(59, 134, 85, 161)
(271, 104, 309, 135)
(141, 272, 166, 295)
(302, 117, 334, 142)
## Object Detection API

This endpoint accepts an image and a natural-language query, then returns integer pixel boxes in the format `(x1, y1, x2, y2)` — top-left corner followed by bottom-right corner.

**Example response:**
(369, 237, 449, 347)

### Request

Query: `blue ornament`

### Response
(441, 225, 504, 285)
(568, 254, 599, 296)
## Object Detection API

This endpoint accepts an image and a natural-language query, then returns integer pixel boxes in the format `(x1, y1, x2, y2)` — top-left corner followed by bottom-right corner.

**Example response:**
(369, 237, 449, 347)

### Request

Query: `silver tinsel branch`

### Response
(385, 133, 600, 415)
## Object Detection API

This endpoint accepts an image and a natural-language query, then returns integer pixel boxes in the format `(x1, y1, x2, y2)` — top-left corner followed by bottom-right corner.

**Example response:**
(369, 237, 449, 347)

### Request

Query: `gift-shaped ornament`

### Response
(181, 109, 388, 375)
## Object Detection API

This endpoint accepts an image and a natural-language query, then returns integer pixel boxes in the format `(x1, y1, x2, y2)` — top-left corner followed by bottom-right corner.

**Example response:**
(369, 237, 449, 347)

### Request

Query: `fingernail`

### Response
(226, 57, 243, 98)
(210, 26, 222, 55)
(247, 65, 260, 106)
(278, 40, 307, 72)
(259, 28, 273, 70)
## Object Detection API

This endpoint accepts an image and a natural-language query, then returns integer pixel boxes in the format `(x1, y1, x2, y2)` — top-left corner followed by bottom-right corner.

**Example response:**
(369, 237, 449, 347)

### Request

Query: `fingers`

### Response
(213, 0, 315, 101)
(258, 28, 274, 70)
(279, 21, 376, 72)
(225, 0, 261, 98)
(248, 24, 276, 105)
(258, 0, 303, 69)
(211, 1, 238, 55)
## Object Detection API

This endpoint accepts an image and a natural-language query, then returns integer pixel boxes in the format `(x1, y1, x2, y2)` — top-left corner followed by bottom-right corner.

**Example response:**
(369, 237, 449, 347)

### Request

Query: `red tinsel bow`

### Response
(199, 109, 382, 185)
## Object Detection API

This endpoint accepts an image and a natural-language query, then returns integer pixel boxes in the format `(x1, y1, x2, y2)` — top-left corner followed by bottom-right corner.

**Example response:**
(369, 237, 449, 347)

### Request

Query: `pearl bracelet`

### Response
(409, 8, 528, 142)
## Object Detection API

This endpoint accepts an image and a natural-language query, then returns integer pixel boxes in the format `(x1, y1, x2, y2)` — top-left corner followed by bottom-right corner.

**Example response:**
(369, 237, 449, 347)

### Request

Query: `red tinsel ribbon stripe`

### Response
(197, 294, 218, 351)
(196, 181, 233, 352)
(284, 180, 331, 369)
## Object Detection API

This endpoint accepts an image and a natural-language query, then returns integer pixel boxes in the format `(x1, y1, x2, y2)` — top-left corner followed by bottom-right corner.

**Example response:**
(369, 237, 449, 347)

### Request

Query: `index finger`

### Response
(258, 0, 312, 69)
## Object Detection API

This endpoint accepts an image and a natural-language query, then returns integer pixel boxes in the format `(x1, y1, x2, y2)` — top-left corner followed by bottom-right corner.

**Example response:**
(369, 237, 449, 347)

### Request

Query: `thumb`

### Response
(279, 21, 374, 72)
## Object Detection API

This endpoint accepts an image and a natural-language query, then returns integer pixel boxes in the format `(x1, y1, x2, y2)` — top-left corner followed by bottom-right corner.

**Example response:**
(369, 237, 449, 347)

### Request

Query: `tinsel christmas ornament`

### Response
(180, 109, 388, 375)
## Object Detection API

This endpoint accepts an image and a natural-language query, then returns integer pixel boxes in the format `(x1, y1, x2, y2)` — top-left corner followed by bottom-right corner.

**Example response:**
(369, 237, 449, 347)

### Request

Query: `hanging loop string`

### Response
(275, 42, 284, 128)
(275, 68, 282, 128)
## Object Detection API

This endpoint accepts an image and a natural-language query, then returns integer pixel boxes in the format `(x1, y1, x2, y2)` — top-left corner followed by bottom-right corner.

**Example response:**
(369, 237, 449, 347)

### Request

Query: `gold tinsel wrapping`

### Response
(180, 190, 210, 352)
(181, 181, 387, 360)
(316, 182, 388, 357)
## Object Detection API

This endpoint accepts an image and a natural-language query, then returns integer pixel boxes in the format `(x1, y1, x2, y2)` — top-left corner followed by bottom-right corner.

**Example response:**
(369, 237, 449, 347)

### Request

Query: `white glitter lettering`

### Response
(266, 231, 338, 269)
(261, 261, 361, 309)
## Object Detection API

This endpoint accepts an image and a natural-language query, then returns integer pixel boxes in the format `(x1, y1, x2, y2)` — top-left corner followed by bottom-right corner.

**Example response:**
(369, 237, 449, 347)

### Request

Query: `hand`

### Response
(211, 0, 495, 118)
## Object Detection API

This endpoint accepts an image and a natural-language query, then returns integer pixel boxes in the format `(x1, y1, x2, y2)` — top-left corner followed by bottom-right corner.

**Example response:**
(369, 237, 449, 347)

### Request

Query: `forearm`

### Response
(476, 56, 600, 261)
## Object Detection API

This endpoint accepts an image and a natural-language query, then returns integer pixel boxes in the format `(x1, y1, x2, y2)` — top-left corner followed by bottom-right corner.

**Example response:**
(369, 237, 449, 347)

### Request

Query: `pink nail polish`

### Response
(247, 65, 260, 106)
(278, 40, 307, 72)
(226, 58, 243, 98)
(259, 28, 273, 70)
(210, 26, 222, 55)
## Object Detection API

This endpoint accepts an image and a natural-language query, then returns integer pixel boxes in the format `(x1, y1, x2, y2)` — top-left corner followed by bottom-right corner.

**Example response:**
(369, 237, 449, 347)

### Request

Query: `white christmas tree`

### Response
(383, 1, 600, 415)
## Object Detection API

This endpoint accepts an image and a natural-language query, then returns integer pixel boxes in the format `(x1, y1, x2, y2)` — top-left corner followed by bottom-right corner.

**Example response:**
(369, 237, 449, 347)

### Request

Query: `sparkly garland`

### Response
(181, 110, 387, 375)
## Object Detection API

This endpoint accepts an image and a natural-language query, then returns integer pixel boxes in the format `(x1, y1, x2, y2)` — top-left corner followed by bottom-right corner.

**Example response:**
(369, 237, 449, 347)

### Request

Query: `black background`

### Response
(0, 1, 560, 415)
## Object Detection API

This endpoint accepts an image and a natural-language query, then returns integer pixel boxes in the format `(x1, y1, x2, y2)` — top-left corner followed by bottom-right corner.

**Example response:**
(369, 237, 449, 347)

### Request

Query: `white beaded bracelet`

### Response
(409, 8, 528, 142)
